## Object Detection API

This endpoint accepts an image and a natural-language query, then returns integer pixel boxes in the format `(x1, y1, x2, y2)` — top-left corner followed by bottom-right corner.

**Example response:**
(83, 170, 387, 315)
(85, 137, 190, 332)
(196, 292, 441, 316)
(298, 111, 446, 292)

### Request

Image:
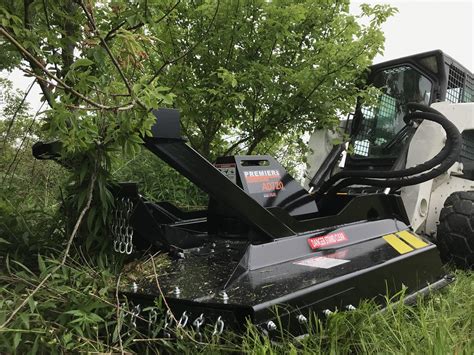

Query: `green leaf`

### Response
(28, 296, 36, 313)
(79, 163, 88, 184)
(19, 313, 30, 329)
(70, 58, 94, 69)
(62, 332, 73, 348)
(37, 254, 46, 274)
(13, 332, 21, 349)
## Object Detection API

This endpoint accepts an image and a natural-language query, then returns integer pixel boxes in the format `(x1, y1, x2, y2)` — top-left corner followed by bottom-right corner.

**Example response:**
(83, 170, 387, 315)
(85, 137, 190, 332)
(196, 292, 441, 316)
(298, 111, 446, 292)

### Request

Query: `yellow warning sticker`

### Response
(383, 234, 414, 254)
(396, 230, 429, 249)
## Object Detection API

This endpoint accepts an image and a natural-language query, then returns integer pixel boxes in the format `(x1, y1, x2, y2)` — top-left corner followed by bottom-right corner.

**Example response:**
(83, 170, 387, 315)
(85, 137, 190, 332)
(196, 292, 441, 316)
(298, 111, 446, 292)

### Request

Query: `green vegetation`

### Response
(0, 0, 472, 353)
(0, 254, 472, 353)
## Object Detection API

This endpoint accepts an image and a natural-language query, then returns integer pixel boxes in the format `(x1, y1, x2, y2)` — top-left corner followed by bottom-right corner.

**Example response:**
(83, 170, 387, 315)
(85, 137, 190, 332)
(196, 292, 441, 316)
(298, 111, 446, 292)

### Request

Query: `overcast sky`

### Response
(351, 0, 473, 70)
(2, 0, 473, 112)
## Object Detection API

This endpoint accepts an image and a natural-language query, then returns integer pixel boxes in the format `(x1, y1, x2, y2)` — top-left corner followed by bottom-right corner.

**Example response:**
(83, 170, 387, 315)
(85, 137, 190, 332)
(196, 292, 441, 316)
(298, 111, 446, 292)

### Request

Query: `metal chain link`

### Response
(147, 307, 159, 336)
(193, 313, 205, 341)
(177, 311, 189, 328)
(212, 316, 224, 336)
(130, 304, 141, 328)
(163, 310, 174, 338)
(111, 197, 134, 254)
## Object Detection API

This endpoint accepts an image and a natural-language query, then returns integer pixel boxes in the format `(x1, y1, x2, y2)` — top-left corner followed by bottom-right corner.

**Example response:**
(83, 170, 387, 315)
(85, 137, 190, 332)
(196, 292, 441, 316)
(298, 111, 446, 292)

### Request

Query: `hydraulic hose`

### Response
(316, 103, 462, 197)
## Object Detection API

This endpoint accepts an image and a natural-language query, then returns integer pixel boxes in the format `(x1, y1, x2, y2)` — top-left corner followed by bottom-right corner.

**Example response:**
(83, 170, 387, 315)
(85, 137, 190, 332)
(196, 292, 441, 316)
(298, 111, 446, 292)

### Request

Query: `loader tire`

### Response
(437, 191, 474, 269)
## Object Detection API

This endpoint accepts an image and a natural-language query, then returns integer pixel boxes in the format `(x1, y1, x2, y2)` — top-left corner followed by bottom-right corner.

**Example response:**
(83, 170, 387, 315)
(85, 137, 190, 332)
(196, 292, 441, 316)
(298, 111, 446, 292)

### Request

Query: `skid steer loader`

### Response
(33, 50, 473, 337)
(306, 50, 474, 269)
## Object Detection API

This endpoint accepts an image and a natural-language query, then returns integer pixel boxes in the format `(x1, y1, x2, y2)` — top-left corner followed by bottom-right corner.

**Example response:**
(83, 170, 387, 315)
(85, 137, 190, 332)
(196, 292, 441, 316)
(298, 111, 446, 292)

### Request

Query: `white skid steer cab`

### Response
(307, 50, 474, 269)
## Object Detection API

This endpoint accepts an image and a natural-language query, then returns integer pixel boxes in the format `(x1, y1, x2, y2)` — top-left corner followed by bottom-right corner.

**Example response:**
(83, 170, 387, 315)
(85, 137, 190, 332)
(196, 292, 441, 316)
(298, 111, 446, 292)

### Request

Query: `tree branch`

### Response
(146, 0, 220, 86)
(225, 0, 240, 65)
(42, 0, 61, 76)
(59, 0, 79, 81)
(61, 172, 97, 265)
(223, 135, 251, 156)
(77, 1, 136, 100)
(0, 26, 135, 110)
(21, 0, 54, 106)
(115, 273, 124, 354)
(104, 1, 181, 42)
(3, 100, 45, 187)
(1, 79, 36, 154)
(103, 20, 126, 42)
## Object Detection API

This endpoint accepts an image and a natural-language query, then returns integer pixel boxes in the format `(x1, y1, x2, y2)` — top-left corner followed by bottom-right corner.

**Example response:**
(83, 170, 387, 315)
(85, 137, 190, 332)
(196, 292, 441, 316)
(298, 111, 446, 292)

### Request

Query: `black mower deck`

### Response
(123, 218, 447, 334)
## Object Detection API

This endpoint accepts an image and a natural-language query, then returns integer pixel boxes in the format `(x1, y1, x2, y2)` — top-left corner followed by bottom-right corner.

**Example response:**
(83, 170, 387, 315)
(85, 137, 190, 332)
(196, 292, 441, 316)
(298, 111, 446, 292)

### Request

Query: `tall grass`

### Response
(0, 251, 472, 354)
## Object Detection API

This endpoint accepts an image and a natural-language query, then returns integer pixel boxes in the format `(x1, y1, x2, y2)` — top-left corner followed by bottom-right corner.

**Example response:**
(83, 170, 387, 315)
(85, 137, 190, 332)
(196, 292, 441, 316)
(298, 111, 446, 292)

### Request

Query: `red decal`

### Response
(307, 231, 348, 250)
(244, 175, 280, 183)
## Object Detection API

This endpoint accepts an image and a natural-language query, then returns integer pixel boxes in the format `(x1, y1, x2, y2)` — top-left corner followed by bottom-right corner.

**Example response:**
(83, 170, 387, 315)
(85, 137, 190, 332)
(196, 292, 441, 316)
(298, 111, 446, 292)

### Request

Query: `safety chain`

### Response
(212, 316, 224, 337)
(193, 313, 205, 341)
(117, 303, 142, 338)
(147, 307, 158, 331)
(130, 304, 141, 328)
(163, 309, 174, 338)
(177, 311, 189, 328)
(162, 311, 225, 339)
(111, 197, 134, 254)
(118, 306, 226, 340)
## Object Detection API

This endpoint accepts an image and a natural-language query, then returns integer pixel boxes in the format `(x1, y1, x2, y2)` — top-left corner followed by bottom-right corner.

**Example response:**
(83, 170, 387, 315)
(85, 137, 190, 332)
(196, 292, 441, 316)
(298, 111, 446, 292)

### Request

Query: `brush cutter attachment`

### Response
(111, 109, 450, 336)
(33, 51, 469, 337)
